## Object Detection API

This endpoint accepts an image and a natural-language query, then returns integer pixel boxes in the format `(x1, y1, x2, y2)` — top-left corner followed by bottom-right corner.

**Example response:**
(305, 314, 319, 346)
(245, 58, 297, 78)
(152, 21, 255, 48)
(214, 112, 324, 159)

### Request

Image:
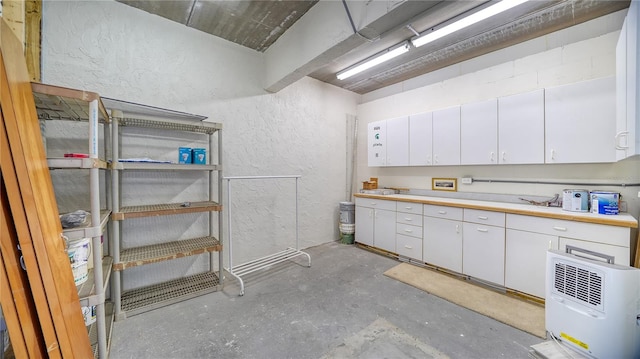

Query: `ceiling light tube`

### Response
(411, 0, 529, 48)
(337, 42, 410, 80)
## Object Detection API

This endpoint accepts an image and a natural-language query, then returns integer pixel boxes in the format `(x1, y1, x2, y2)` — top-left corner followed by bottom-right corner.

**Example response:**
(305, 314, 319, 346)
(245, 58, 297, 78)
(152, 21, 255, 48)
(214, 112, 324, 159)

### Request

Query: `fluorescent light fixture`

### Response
(411, 0, 529, 48)
(337, 42, 410, 80)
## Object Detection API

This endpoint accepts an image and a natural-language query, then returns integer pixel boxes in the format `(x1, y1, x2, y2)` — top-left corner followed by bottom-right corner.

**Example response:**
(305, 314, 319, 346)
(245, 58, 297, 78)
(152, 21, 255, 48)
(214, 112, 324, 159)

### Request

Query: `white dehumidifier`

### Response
(546, 246, 640, 358)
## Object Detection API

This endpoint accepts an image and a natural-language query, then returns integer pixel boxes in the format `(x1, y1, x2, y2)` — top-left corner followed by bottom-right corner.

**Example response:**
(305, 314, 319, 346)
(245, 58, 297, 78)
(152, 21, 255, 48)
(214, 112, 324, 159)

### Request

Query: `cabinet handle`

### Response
(490, 151, 495, 162)
(477, 216, 488, 220)
(552, 226, 567, 232)
(550, 149, 556, 161)
(477, 228, 489, 233)
(615, 131, 629, 150)
(404, 245, 413, 249)
(501, 151, 506, 162)
(456, 224, 460, 233)
(404, 206, 412, 210)
(434, 155, 438, 164)
(427, 155, 431, 164)
(371, 202, 377, 206)
(404, 217, 412, 221)
(438, 210, 447, 215)
(404, 229, 413, 233)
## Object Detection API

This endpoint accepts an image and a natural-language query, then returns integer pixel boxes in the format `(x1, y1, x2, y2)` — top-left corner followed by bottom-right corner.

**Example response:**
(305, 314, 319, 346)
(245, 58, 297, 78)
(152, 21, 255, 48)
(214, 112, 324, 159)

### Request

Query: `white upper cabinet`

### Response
(367, 120, 386, 167)
(461, 99, 498, 165)
(409, 112, 433, 166)
(385, 116, 409, 166)
(616, 1, 639, 160)
(545, 76, 616, 164)
(432, 106, 461, 166)
(498, 89, 545, 164)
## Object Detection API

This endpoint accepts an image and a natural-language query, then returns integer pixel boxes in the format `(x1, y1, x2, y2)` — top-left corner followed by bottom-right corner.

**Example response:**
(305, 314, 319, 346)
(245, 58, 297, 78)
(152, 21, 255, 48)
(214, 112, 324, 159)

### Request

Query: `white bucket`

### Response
(66, 237, 91, 286)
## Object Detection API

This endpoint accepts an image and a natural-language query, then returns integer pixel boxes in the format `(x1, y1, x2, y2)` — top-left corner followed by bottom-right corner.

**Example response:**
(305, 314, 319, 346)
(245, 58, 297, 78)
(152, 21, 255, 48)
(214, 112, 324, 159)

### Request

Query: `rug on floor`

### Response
(383, 263, 546, 338)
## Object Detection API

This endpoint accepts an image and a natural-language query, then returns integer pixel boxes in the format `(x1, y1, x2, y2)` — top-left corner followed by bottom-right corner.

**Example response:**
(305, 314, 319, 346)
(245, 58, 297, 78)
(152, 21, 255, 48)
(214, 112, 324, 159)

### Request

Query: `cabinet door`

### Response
(386, 116, 409, 166)
(498, 89, 545, 164)
(368, 120, 386, 167)
(409, 112, 433, 166)
(432, 106, 460, 166)
(616, 17, 630, 160)
(545, 76, 616, 163)
(461, 99, 498, 165)
(505, 229, 558, 299)
(374, 209, 396, 253)
(462, 223, 505, 285)
(355, 206, 374, 246)
(423, 217, 462, 272)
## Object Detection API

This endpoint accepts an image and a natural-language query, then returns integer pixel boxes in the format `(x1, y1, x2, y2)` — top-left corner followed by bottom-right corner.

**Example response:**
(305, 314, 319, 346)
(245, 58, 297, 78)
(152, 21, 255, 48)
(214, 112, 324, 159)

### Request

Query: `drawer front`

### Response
(396, 201, 423, 215)
(464, 209, 505, 227)
(423, 204, 463, 221)
(355, 198, 396, 211)
(396, 234, 422, 261)
(506, 214, 630, 247)
(396, 212, 423, 227)
(397, 223, 422, 238)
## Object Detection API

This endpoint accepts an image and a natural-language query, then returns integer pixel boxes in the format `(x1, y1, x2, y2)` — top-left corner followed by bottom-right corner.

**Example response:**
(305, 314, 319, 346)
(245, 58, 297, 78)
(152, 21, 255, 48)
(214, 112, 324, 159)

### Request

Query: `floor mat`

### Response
(384, 263, 546, 338)
(320, 318, 449, 359)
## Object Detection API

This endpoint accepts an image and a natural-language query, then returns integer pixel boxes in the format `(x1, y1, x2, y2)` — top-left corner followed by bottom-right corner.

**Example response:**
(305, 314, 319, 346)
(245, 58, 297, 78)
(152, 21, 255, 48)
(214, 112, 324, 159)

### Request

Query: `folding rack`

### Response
(224, 175, 311, 296)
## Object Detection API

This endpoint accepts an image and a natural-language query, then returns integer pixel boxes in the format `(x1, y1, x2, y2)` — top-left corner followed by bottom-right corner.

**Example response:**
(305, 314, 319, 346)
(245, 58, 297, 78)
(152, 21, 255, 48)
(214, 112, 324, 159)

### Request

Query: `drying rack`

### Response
(224, 175, 311, 296)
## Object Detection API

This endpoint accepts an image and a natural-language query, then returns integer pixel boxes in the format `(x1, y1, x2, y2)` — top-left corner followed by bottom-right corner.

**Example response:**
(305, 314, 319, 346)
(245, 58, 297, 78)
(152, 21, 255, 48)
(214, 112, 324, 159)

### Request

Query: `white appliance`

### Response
(546, 247, 640, 358)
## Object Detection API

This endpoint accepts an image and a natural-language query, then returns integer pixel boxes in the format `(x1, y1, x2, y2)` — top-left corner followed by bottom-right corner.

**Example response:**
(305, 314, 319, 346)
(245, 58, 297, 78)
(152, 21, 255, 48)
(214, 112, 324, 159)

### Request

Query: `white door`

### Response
(374, 209, 396, 253)
(498, 89, 545, 164)
(616, 17, 630, 160)
(461, 98, 498, 165)
(423, 217, 462, 273)
(368, 120, 386, 167)
(505, 229, 557, 298)
(386, 116, 409, 166)
(432, 106, 461, 166)
(462, 223, 505, 285)
(545, 76, 616, 163)
(409, 112, 433, 166)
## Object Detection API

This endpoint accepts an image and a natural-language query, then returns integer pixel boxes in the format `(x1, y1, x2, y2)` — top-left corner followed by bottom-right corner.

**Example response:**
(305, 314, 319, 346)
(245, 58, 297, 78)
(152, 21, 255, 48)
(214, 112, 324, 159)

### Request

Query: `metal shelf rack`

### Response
(31, 82, 113, 359)
(109, 105, 223, 320)
(224, 175, 311, 296)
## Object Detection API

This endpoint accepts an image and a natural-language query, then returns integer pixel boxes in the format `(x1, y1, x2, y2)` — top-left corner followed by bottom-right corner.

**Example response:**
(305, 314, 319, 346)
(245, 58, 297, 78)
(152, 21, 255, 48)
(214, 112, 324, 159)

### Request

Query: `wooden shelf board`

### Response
(113, 237, 221, 271)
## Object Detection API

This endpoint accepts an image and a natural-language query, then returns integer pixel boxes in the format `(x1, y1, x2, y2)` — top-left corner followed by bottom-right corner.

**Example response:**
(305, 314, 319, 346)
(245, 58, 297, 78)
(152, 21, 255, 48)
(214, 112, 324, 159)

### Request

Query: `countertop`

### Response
(353, 193, 638, 228)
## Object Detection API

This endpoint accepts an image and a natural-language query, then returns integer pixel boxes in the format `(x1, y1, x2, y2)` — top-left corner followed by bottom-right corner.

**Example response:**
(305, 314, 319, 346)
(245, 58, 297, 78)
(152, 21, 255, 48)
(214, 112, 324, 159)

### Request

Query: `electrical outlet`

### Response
(461, 177, 473, 185)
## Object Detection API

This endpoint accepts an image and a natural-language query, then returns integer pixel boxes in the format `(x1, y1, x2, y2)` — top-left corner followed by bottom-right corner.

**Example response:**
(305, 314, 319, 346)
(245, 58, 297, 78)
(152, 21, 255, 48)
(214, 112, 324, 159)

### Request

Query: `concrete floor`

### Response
(110, 241, 543, 358)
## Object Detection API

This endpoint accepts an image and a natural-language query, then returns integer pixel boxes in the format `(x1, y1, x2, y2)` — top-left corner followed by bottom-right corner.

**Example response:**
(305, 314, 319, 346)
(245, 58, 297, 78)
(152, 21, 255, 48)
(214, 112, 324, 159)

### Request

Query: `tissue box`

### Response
(192, 148, 206, 164)
(178, 147, 192, 164)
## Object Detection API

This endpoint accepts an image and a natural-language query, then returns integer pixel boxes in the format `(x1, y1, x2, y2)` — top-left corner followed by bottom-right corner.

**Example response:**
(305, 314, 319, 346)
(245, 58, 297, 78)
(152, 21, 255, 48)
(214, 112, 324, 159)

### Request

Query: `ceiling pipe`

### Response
(341, 0, 358, 34)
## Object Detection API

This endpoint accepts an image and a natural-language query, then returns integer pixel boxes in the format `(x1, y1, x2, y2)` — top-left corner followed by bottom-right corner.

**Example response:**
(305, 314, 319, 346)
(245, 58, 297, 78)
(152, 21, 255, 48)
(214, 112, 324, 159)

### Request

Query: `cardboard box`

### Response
(179, 147, 192, 164)
(192, 148, 206, 164)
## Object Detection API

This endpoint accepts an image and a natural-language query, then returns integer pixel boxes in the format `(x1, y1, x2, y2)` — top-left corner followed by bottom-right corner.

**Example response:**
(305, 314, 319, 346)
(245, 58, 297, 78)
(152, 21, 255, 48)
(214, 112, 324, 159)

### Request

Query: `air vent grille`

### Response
(554, 262, 603, 307)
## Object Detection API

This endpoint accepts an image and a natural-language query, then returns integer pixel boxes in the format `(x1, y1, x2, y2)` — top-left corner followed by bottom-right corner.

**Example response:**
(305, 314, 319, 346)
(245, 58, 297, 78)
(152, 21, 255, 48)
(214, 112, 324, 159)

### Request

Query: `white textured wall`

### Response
(356, 11, 640, 224)
(42, 0, 359, 289)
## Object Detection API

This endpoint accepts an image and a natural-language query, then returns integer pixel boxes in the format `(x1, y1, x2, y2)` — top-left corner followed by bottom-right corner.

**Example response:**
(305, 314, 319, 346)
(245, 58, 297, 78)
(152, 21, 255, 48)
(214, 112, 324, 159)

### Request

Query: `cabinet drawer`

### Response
(355, 198, 396, 211)
(397, 223, 422, 238)
(396, 212, 422, 227)
(506, 214, 630, 247)
(423, 204, 463, 221)
(464, 209, 505, 227)
(397, 234, 422, 261)
(396, 201, 422, 215)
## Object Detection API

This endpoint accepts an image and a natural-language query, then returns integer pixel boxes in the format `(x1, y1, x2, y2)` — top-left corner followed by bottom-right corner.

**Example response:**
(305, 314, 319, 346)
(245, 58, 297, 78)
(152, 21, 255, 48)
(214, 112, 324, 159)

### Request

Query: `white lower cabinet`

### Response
(505, 229, 558, 298)
(462, 208, 506, 286)
(423, 205, 463, 272)
(396, 201, 423, 261)
(355, 198, 396, 252)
